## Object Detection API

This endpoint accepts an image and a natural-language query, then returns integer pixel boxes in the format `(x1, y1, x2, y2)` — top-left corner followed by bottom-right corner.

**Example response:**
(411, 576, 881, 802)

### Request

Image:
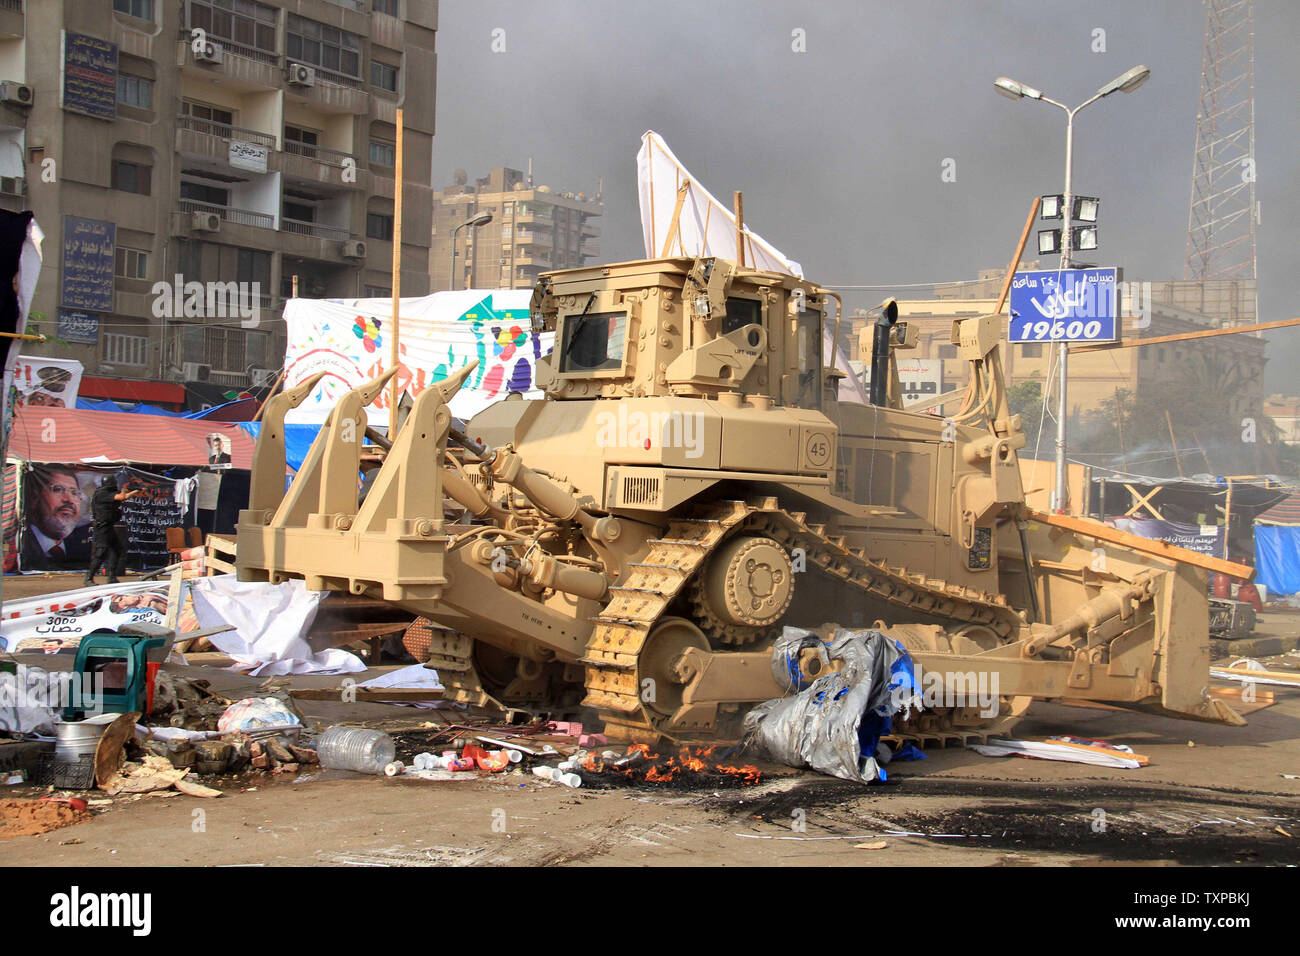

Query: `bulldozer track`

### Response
(580, 496, 1026, 741)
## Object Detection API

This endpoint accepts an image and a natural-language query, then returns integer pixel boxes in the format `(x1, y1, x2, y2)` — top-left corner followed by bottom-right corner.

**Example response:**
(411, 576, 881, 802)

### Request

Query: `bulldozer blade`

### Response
(434, 360, 480, 403)
(249, 371, 325, 515)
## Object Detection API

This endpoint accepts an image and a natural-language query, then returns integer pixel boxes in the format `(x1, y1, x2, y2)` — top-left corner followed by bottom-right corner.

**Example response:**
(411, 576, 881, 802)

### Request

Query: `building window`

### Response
(1021, 342, 1042, 358)
(366, 212, 394, 241)
(114, 0, 153, 20)
(115, 247, 148, 279)
(180, 180, 229, 207)
(187, 0, 277, 55)
(287, 15, 361, 78)
(116, 74, 153, 110)
(283, 200, 316, 223)
(937, 344, 958, 360)
(283, 125, 320, 158)
(370, 60, 398, 93)
(111, 160, 151, 195)
(364, 285, 391, 298)
(103, 332, 148, 367)
(369, 140, 395, 168)
(181, 325, 268, 372)
(182, 100, 235, 136)
(374, 0, 399, 15)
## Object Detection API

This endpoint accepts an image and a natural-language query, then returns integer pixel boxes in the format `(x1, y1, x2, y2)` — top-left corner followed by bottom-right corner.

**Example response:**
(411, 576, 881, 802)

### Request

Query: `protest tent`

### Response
(5, 406, 256, 573)
(1254, 494, 1300, 597)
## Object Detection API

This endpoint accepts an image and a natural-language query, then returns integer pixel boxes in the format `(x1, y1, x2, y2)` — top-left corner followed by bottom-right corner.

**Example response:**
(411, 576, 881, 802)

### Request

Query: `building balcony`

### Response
(282, 218, 350, 242)
(515, 209, 553, 225)
(279, 140, 370, 191)
(580, 221, 602, 237)
(286, 65, 369, 115)
(180, 198, 275, 230)
(177, 38, 281, 94)
(513, 252, 553, 267)
(176, 114, 278, 162)
(580, 240, 601, 258)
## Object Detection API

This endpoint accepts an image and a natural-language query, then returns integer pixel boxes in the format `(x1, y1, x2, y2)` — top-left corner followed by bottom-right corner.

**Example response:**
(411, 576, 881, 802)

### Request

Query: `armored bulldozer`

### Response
(236, 256, 1242, 741)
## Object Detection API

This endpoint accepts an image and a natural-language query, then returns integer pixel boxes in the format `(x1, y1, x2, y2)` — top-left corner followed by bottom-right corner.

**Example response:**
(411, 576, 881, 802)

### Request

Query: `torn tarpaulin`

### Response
(742, 627, 921, 784)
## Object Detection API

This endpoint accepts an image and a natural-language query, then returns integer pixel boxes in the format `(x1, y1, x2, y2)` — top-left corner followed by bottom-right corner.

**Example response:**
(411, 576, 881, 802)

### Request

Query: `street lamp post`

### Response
(994, 65, 1150, 512)
(449, 211, 494, 291)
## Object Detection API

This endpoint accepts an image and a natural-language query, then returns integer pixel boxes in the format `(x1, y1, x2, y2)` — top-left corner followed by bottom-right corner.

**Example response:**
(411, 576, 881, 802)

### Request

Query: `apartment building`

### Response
(430, 166, 602, 291)
(1, 0, 436, 404)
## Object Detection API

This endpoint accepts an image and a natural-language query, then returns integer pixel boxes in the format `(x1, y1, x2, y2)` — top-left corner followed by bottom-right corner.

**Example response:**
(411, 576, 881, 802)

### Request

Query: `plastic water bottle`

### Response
(315, 726, 396, 775)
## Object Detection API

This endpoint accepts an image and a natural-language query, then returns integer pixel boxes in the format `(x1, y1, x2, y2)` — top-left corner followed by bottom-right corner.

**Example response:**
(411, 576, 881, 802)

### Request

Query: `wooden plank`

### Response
(1028, 508, 1254, 580)
(1073, 315, 1300, 352)
(289, 687, 445, 702)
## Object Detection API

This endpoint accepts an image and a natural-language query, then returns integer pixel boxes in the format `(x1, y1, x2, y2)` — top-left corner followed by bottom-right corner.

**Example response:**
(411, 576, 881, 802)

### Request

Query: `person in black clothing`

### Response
(84, 475, 145, 585)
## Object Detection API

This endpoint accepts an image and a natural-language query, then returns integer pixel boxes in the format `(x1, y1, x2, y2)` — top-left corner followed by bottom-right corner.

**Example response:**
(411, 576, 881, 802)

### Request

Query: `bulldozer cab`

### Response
(532, 256, 831, 413)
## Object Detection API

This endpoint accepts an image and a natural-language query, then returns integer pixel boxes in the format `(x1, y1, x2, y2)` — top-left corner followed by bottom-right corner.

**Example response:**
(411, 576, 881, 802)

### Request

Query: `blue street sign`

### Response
(1008, 267, 1119, 343)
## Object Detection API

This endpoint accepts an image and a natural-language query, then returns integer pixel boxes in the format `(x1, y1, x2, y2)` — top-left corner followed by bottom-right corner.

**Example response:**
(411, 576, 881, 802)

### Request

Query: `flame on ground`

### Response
(583, 743, 761, 786)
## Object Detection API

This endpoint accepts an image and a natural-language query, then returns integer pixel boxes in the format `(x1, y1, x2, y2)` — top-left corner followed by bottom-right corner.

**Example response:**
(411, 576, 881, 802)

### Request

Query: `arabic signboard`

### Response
(852, 357, 952, 411)
(229, 140, 269, 173)
(1008, 267, 1119, 343)
(61, 31, 118, 121)
(57, 310, 100, 345)
(61, 216, 116, 312)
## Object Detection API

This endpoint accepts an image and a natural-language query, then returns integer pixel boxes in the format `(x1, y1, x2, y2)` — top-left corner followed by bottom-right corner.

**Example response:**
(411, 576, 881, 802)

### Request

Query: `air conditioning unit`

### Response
(0, 82, 33, 107)
(195, 42, 224, 65)
(250, 367, 278, 387)
(191, 211, 221, 233)
(341, 239, 367, 260)
(0, 176, 24, 197)
(286, 63, 316, 88)
(182, 362, 212, 383)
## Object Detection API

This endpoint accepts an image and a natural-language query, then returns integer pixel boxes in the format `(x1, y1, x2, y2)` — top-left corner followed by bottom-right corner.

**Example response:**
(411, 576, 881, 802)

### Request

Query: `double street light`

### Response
(449, 211, 494, 291)
(993, 64, 1150, 511)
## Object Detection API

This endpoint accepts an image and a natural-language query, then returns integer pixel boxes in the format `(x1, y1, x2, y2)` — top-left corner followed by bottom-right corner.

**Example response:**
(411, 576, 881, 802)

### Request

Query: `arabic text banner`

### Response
(0, 580, 196, 655)
(282, 290, 551, 426)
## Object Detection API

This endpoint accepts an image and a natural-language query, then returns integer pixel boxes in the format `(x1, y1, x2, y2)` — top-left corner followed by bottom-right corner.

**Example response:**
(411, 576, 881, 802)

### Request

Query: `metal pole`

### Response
(449, 222, 464, 292)
(1053, 109, 1075, 513)
(389, 108, 404, 440)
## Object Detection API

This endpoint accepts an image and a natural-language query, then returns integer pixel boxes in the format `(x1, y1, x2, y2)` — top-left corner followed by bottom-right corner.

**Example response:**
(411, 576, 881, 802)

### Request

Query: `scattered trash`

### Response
(1281, 773, 1299, 780)
(532, 766, 582, 788)
(969, 736, 1149, 768)
(855, 840, 889, 850)
(315, 726, 396, 775)
(382, 761, 405, 777)
(742, 627, 921, 784)
(1274, 826, 1292, 838)
(217, 697, 302, 733)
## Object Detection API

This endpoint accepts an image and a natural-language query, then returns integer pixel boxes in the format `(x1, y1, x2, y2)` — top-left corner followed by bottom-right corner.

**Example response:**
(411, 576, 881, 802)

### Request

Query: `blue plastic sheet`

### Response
(238, 423, 322, 472)
(1255, 525, 1300, 597)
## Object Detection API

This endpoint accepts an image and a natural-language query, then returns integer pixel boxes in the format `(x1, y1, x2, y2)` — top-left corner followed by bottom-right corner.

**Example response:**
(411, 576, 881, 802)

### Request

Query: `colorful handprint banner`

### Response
(281, 289, 553, 426)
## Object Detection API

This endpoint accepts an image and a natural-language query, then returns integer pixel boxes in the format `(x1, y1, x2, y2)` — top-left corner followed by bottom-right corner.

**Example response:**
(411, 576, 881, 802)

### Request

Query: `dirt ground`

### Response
(2, 573, 1298, 867)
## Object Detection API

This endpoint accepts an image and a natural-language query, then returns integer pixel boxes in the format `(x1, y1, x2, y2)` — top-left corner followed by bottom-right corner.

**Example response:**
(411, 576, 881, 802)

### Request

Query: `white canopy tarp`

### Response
(637, 130, 802, 276)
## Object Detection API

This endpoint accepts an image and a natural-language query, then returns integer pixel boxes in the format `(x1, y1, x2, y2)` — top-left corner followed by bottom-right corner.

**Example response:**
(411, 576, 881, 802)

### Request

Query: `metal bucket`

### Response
(54, 719, 109, 763)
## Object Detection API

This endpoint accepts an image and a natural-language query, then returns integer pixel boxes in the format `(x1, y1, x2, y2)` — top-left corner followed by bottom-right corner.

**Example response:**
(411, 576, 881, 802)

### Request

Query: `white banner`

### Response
(282, 290, 550, 426)
(12, 354, 80, 410)
(636, 130, 802, 277)
(0, 580, 191, 655)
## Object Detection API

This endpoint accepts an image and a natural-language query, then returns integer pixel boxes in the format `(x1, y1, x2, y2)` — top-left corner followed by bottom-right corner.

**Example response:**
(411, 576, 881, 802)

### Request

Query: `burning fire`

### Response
(583, 743, 761, 786)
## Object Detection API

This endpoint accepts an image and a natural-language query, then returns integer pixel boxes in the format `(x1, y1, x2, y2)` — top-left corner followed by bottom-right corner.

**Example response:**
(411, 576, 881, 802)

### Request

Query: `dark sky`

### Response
(429, 1, 1300, 390)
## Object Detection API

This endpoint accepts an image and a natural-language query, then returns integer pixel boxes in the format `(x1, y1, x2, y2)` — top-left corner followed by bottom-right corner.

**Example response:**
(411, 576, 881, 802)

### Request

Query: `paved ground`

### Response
(2, 572, 1297, 866)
